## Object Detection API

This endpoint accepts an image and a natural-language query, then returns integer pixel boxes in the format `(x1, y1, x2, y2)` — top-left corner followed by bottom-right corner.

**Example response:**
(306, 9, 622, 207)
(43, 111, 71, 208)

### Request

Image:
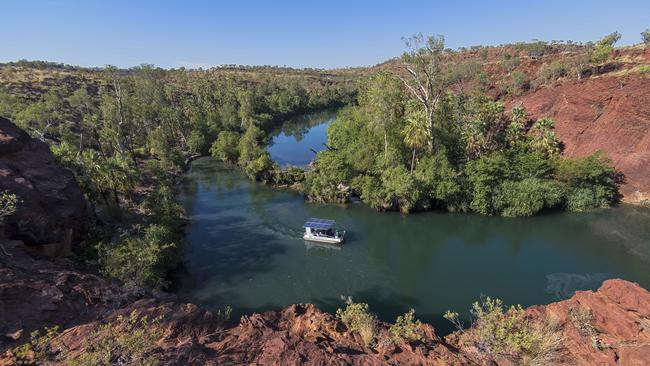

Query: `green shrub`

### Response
(636, 65, 650, 74)
(210, 130, 241, 163)
(0, 190, 19, 222)
(591, 32, 621, 63)
(70, 311, 162, 366)
(142, 184, 183, 226)
(11, 326, 60, 364)
(466, 152, 510, 215)
(98, 224, 177, 289)
(336, 297, 378, 346)
(493, 179, 565, 217)
(304, 150, 354, 203)
(536, 61, 568, 85)
(445, 297, 564, 365)
(244, 152, 276, 181)
(216, 305, 233, 325)
(509, 70, 528, 95)
(555, 152, 619, 210)
(642, 29, 650, 47)
(389, 309, 424, 343)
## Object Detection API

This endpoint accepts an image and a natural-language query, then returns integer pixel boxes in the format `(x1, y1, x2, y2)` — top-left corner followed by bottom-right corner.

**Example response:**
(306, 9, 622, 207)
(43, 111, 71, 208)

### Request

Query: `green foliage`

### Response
(336, 297, 378, 346)
(642, 29, 650, 46)
(636, 65, 650, 74)
(216, 305, 233, 325)
(516, 40, 547, 58)
(536, 61, 568, 85)
(304, 150, 354, 203)
(210, 130, 240, 163)
(509, 70, 528, 95)
(389, 309, 424, 343)
(493, 178, 565, 217)
(305, 55, 619, 217)
(555, 152, 619, 210)
(98, 224, 178, 289)
(592, 32, 621, 63)
(466, 152, 510, 215)
(11, 326, 60, 365)
(70, 311, 162, 366)
(445, 297, 564, 365)
(0, 190, 19, 221)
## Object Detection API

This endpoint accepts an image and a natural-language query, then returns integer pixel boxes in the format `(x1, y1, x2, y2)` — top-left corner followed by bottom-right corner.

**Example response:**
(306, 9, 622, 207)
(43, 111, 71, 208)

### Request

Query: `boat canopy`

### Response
(303, 218, 335, 229)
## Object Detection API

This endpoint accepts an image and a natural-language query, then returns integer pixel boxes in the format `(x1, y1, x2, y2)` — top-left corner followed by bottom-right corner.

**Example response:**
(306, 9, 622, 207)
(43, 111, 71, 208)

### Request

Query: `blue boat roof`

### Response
(303, 218, 335, 229)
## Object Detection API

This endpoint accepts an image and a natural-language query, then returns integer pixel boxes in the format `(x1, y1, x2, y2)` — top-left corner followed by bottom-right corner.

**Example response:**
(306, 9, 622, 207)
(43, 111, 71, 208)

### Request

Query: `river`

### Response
(172, 110, 650, 334)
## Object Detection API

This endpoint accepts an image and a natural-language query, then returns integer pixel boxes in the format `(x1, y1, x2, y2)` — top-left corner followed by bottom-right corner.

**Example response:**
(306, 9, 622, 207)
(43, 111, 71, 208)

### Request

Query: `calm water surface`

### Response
(173, 113, 650, 334)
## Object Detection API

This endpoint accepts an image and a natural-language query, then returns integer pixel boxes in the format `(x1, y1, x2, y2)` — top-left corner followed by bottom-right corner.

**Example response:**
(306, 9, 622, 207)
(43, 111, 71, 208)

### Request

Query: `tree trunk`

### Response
(410, 148, 416, 174)
(384, 131, 388, 158)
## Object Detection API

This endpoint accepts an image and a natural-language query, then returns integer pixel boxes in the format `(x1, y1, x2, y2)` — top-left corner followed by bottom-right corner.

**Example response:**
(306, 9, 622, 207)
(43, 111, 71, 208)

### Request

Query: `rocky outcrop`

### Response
(0, 117, 91, 249)
(527, 279, 650, 365)
(510, 73, 650, 205)
(2, 236, 649, 366)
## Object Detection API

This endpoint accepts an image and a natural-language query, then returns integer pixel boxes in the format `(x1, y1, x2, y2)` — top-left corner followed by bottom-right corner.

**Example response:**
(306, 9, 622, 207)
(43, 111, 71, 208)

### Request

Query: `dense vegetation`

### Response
(303, 34, 624, 216)
(0, 63, 357, 289)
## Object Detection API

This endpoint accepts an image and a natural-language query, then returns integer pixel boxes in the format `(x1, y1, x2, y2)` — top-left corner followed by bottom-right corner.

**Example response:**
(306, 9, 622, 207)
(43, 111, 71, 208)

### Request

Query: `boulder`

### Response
(0, 117, 92, 248)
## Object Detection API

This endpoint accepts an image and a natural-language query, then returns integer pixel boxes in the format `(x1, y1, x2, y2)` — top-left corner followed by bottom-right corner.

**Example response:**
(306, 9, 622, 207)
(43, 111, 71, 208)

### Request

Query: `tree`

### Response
(592, 32, 621, 63)
(399, 34, 449, 150)
(642, 29, 650, 47)
(361, 72, 403, 158)
(530, 117, 561, 156)
(403, 107, 429, 173)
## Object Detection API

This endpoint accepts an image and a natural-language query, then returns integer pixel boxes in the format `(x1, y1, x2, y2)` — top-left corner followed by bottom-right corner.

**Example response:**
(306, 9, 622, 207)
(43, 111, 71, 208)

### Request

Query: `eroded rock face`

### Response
(0, 117, 92, 247)
(510, 74, 650, 205)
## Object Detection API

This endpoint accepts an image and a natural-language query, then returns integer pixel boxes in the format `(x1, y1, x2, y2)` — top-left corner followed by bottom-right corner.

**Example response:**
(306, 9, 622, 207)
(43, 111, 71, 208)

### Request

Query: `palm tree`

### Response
(531, 117, 560, 156)
(403, 109, 430, 173)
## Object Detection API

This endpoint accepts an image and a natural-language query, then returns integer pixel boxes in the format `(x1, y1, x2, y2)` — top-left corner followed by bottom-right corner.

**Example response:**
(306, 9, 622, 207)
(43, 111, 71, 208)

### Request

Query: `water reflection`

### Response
(267, 109, 338, 166)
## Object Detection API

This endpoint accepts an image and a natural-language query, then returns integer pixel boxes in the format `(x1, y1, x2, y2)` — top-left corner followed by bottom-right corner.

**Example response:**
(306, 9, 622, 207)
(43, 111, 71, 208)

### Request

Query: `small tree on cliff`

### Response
(591, 32, 621, 63)
(642, 29, 650, 47)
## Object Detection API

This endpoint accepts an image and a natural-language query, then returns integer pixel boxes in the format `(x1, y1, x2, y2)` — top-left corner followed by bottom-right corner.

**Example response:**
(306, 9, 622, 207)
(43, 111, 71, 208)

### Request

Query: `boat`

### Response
(303, 218, 346, 244)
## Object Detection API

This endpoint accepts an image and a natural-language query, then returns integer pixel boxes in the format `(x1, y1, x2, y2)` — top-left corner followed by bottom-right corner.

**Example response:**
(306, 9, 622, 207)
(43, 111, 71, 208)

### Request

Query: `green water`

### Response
(173, 117, 650, 334)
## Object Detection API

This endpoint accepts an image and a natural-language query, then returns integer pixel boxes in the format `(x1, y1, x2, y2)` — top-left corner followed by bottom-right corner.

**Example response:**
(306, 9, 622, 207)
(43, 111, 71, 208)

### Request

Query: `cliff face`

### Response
(0, 117, 92, 250)
(510, 74, 650, 204)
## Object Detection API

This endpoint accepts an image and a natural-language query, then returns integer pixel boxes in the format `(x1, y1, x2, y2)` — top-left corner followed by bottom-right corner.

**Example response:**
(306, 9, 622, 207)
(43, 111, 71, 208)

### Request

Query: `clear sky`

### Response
(2, 0, 649, 69)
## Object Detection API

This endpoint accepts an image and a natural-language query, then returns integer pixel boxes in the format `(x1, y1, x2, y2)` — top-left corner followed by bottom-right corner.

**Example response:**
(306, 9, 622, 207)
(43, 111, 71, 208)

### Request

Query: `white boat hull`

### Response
(303, 232, 345, 244)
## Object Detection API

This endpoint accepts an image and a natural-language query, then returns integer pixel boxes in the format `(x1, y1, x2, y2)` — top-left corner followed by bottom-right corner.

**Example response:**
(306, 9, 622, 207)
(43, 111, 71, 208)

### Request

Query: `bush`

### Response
(493, 179, 565, 217)
(210, 130, 240, 163)
(10, 326, 60, 364)
(509, 70, 528, 95)
(413, 152, 461, 209)
(336, 297, 378, 346)
(304, 150, 354, 203)
(466, 152, 510, 215)
(636, 65, 650, 74)
(555, 152, 619, 209)
(536, 61, 568, 85)
(244, 152, 276, 181)
(70, 311, 162, 366)
(0, 190, 18, 222)
(141, 184, 183, 226)
(389, 309, 424, 343)
(98, 224, 178, 289)
(591, 32, 621, 63)
(445, 297, 564, 365)
(642, 29, 650, 47)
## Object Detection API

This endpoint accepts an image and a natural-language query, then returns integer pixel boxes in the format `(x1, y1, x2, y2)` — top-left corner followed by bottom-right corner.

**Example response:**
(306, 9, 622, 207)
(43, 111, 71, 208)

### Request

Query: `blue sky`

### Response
(2, 0, 649, 69)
